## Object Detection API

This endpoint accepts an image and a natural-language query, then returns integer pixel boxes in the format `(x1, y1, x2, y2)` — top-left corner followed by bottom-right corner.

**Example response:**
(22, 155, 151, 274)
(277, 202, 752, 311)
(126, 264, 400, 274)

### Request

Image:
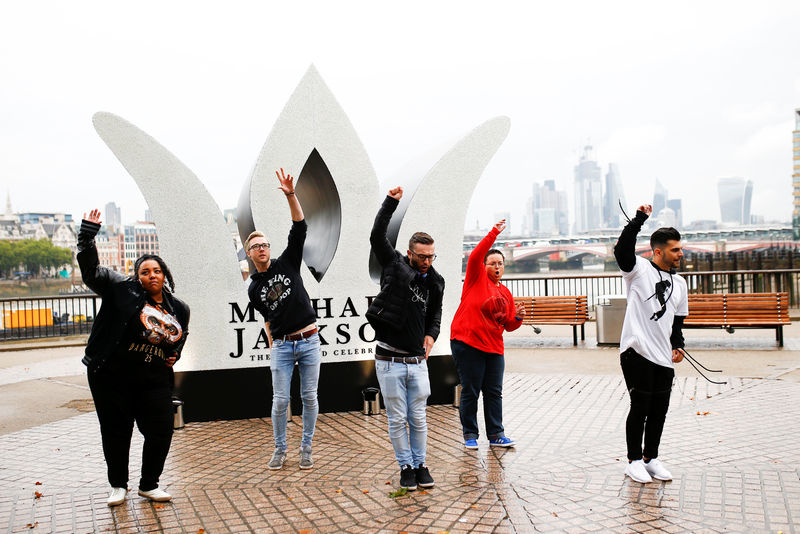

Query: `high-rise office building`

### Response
(529, 180, 569, 236)
(667, 198, 683, 228)
(653, 179, 668, 216)
(104, 202, 122, 232)
(603, 163, 626, 228)
(573, 145, 603, 233)
(718, 177, 753, 224)
(793, 109, 800, 238)
(493, 211, 512, 235)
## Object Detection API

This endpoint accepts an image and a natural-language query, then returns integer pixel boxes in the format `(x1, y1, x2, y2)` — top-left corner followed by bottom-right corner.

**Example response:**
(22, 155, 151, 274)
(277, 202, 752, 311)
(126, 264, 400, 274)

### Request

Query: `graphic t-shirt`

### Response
(248, 220, 316, 338)
(620, 256, 689, 368)
(119, 300, 184, 366)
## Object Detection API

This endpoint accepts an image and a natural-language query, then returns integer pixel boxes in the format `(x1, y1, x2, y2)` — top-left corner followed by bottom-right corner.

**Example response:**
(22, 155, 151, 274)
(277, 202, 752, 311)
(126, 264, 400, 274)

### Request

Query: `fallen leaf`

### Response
(362, 490, 369, 494)
(335, 489, 342, 494)
(470, 505, 477, 509)
(26, 523, 38, 529)
(298, 530, 312, 534)
(34, 491, 43, 499)
(154, 504, 165, 509)
(34, 482, 42, 486)
(552, 512, 558, 517)
(197, 530, 205, 534)
(388, 488, 408, 498)
(385, 481, 391, 485)
(419, 490, 428, 495)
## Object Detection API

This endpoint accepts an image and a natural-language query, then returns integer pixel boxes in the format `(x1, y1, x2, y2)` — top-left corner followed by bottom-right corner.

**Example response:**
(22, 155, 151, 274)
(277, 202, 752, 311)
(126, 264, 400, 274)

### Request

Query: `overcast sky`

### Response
(2, 1, 799, 234)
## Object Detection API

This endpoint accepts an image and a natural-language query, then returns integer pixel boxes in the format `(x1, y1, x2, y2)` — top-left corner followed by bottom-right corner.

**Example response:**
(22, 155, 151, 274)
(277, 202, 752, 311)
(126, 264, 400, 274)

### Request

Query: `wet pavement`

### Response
(1, 365, 799, 533)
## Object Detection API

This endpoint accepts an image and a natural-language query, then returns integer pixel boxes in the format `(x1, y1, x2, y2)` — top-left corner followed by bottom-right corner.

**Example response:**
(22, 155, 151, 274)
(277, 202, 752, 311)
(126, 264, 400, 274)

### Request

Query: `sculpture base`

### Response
(173, 354, 459, 422)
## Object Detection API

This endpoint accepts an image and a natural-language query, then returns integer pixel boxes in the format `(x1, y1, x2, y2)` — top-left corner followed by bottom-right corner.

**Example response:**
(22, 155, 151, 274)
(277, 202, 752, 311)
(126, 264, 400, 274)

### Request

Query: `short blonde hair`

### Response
(245, 231, 267, 250)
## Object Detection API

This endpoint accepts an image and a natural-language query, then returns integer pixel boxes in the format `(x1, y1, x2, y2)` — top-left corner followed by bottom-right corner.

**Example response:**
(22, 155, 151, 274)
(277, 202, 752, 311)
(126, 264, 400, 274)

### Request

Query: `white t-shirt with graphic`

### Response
(620, 256, 689, 368)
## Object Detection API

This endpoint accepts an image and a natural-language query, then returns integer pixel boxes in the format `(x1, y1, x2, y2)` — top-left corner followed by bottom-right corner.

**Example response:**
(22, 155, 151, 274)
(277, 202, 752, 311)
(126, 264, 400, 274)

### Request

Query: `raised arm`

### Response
(613, 204, 651, 273)
(76, 209, 126, 296)
(465, 220, 504, 287)
(276, 168, 306, 269)
(276, 168, 304, 222)
(370, 187, 402, 267)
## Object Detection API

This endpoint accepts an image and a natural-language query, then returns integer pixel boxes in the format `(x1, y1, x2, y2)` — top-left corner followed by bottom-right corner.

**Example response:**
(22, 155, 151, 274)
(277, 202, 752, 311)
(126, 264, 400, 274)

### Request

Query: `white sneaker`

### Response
(137, 488, 172, 502)
(107, 487, 127, 506)
(624, 460, 653, 483)
(643, 458, 672, 481)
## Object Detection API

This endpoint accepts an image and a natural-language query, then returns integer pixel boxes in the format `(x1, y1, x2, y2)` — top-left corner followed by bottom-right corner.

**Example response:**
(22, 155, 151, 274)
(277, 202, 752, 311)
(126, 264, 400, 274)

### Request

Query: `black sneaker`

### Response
(415, 463, 434, 488)
(399, 464, 417, 490)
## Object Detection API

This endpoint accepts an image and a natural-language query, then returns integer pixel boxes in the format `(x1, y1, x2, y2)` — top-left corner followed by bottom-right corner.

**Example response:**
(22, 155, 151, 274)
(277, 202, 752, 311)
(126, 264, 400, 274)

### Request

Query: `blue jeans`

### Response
(270, 333, 321, 451)
(451, 339, 505, 441)
(375, 359, 430, 467)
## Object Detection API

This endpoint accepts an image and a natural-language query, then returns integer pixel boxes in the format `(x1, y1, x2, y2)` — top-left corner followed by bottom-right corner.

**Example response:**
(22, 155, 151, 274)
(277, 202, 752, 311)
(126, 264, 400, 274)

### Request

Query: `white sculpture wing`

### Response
(396, 116, 512, 349)
(92, 112, 254, 371)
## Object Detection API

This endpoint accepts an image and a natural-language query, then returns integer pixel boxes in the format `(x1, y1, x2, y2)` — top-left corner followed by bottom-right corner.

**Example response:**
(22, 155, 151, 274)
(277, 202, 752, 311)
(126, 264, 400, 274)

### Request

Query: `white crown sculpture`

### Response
(93, 65, 510, 373)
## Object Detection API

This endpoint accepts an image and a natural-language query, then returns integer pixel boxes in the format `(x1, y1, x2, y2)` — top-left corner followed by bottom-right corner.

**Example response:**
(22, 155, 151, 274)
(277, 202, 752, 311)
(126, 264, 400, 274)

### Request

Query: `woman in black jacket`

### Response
(77, 209, 189, 507)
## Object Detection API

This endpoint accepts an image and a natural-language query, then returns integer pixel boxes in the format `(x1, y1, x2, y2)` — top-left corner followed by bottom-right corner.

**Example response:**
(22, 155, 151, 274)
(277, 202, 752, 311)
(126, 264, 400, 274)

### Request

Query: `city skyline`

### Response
(1, 2, 799, 233)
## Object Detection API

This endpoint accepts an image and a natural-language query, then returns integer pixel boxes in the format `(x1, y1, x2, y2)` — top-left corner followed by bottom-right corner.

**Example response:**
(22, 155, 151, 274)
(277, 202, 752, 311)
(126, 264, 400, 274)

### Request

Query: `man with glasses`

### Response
(246, 168, 320, 471)
(614, 203, 687, 484)
(366, 186, 445, 491)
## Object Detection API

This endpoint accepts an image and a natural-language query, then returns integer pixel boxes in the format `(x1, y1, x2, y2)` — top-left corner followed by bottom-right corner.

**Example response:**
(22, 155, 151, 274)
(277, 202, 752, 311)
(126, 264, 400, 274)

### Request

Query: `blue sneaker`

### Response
(489, 436, 515, 447)
(464, 439, 478, 449)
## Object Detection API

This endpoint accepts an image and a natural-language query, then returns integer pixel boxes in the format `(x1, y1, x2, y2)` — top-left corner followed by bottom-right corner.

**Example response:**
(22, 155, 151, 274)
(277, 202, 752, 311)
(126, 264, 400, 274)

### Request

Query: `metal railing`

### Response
(2, 268, 799, 341)
(504, 269, 800, 311)
(0, 294, 99, 341)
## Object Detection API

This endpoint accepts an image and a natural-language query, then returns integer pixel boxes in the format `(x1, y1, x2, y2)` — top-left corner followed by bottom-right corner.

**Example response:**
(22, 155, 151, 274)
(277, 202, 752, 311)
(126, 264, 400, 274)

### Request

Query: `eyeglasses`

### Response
(249, 243, 270, 251)
(410, 251, 437, 262)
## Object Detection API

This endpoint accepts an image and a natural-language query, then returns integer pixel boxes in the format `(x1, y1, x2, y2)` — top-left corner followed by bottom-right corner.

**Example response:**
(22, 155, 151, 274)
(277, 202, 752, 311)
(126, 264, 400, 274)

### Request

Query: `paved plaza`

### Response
(1, 328, 800, 533)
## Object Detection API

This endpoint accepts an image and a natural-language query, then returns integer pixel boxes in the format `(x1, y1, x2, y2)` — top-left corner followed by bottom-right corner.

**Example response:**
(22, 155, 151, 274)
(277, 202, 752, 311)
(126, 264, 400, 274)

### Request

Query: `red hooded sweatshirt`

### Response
(450, 227, 522, 354)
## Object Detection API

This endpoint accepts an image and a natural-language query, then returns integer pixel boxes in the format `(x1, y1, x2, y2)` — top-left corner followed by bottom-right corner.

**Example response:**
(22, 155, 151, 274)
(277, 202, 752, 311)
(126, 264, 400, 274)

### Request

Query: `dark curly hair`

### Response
(134, 254, 176, 293)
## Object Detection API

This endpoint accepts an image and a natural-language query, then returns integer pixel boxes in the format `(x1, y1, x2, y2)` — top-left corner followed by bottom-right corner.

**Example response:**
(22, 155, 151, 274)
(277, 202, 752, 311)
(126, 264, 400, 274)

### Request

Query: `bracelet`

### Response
(515, 316, 523, 321)
(285, 192, 295, 196)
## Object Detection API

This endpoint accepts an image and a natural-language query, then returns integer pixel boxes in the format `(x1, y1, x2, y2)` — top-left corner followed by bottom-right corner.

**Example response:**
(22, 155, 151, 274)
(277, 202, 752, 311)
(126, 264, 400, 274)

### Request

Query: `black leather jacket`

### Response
(77, 220, 190, 370)
(365, 196, 444, 341)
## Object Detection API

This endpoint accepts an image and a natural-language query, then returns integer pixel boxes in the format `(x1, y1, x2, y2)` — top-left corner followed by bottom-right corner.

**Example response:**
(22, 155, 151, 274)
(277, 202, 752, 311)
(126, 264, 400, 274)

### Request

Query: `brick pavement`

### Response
(1, 370, 799, 533)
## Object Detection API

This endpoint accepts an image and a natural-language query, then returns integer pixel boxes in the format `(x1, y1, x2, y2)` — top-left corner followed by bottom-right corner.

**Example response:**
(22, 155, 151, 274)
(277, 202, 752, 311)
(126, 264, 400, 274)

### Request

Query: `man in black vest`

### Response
(366, 186, 445, 491)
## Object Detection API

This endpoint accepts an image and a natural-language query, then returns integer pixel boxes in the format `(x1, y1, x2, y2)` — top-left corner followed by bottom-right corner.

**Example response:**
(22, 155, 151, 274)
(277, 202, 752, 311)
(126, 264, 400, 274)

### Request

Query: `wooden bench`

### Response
(513, 296, 589, 346)
(685, 292, 790, 346)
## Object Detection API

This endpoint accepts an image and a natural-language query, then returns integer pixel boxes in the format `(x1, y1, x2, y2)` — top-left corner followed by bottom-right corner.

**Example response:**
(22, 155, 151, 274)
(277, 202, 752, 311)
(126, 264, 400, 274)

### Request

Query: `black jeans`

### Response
(620, 348, 674, 461)
(88, 363, 174, 491)
(451, 339, 505, 440)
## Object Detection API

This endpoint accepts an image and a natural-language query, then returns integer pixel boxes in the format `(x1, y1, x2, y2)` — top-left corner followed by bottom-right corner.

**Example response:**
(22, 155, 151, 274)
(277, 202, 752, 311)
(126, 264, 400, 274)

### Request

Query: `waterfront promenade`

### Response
(1, 326, 799, 533)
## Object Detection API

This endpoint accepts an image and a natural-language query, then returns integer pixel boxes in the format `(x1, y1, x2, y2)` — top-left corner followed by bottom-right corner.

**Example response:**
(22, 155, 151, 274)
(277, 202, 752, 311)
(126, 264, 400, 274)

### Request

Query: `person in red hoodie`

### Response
(450, 219, 526, 449)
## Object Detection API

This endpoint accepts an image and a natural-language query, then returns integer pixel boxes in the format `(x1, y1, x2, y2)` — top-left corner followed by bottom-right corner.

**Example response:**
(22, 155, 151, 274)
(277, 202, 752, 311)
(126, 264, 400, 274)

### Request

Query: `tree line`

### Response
(0, 239, 73, 278)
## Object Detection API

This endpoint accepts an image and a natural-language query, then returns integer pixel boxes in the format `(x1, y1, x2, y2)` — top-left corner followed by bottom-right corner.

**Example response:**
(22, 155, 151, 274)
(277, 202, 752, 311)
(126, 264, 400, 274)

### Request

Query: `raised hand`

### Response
(83, 209, 101, 224)
(637, 204, 653, 216)
(515, 301, 527, 318)
(388, 186, 403, 200)
(494, 219, 506, 233)
(276, 168, 295, 195)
